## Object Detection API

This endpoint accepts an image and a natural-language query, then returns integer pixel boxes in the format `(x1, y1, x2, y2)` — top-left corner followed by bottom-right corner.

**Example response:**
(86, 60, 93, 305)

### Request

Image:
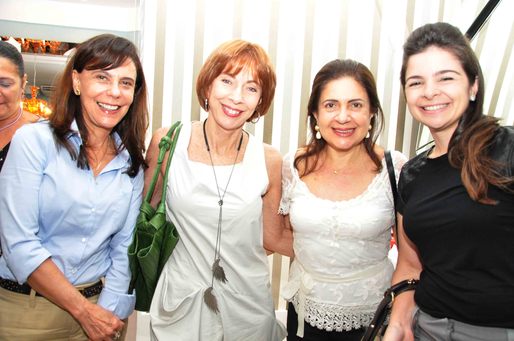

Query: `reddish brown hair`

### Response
(196, 40, 276, 121)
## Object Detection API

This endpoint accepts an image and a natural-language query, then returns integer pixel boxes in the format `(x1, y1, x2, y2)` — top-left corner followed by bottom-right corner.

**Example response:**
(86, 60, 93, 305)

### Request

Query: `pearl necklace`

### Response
(0, 108, 23, 133)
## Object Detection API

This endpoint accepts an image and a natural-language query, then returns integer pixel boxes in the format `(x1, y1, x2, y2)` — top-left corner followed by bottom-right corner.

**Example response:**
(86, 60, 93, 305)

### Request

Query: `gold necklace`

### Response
(202, 119, 243, 313)
(88, 137, 112, 173)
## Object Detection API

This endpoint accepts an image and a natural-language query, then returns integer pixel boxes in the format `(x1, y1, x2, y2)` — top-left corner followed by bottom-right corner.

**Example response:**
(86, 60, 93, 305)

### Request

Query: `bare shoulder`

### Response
(148, 127, 170, 149)
(263, 143, 282, 166)
(22, 111, 40, 124)
(153, 126, 170, 140)
(373, 144, 385, 159)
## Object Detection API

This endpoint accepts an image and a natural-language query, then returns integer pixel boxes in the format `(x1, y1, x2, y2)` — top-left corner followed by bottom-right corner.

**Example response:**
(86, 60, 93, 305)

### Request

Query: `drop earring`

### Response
(366, 125, 372, 139)
(470, 94, 476, 102)
(315, 125, 321, 140)
(75, 88, 80, 96)
(204, 98, 209, 111)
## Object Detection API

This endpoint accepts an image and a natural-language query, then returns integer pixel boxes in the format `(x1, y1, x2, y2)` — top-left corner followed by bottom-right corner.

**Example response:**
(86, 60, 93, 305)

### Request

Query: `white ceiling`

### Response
(48, 0, 139, 7)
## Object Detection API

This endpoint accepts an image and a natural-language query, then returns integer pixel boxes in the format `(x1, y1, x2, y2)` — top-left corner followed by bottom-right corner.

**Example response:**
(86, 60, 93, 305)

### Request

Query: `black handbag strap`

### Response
(384, 151, 399, 247)
(361, 278, 419, 341)
(144, 121, 183, 205)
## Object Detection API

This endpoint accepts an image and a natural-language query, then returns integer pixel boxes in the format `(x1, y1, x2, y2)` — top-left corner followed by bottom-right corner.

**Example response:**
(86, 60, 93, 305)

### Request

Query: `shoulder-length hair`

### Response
(196, 39, 276, 122)
(50, 34, 148, 177)
(295, 59, 384, 177)
(400, 22, 511, 203)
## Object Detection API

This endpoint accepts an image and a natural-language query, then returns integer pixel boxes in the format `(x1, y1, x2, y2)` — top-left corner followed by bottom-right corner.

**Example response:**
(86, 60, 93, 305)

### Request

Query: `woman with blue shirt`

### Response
(0, 34, 148, 341)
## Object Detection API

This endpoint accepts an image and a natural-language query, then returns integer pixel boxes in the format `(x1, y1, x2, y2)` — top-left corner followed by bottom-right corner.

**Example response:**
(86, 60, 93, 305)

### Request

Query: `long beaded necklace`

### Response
(202, 119, 243, 313)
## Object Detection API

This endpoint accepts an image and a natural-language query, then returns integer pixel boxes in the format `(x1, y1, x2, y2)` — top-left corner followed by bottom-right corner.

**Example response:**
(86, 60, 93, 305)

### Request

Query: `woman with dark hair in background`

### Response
(0, 40, 38, 171)
(280, 59, 407, 340)
(384, 22, 514, 341)
(0, 34, 148, 340)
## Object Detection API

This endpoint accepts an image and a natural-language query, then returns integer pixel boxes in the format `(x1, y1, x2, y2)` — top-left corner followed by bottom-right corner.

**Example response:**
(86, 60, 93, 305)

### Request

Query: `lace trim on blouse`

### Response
(291, 294, 375, 332)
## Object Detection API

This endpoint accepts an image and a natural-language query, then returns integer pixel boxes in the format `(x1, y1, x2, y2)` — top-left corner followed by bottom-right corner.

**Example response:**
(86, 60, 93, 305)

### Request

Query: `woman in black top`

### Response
(384, 22, 514, 341)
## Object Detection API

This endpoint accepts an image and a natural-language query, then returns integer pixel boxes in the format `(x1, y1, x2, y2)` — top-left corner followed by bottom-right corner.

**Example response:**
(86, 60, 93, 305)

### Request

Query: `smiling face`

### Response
(0, 56, 26, 122)
(72, 58, 137, 135)
(207, 68, 262, 130)
(314, 76, 373, 151)
(404, 46, 478, 140)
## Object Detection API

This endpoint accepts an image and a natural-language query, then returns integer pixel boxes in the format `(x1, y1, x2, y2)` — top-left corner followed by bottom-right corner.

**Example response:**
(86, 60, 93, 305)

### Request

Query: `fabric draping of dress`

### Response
(279, 150, 406, 336)
(149, 122, 286, 341)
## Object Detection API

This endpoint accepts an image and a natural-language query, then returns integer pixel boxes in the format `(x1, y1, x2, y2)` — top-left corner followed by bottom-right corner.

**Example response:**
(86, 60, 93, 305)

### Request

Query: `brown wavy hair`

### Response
(400, 22, 512, 204)
(295, 59, 384, 177)
(50, 34, 148, 177)
(196, 39, 276, 122)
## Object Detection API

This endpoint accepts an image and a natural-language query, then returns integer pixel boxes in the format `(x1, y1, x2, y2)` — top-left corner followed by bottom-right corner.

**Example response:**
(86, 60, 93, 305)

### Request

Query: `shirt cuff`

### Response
(7, 249, 51, 284)
(97, 286, 136, 319)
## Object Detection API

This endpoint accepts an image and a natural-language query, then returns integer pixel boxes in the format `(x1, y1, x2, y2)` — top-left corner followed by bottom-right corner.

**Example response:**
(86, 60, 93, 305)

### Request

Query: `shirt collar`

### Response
(66, 120, 131, 170)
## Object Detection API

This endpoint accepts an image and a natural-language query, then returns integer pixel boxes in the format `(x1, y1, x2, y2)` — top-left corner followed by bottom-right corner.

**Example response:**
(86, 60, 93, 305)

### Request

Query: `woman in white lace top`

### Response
(280, 59, 407, 340)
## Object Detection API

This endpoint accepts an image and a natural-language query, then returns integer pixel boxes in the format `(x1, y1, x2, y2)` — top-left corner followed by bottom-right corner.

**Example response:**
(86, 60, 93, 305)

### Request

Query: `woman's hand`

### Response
(75, 301, 123, 341)
(383, 321, 414, 341)
(27, 259, 123, 341)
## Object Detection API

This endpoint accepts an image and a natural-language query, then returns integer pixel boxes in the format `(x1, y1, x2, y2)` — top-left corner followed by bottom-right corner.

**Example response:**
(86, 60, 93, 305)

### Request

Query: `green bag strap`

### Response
(144, 121, 183, 205)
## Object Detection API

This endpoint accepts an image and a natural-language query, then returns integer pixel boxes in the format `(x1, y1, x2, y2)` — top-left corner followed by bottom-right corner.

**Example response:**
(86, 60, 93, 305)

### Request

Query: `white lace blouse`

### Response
(279, 150, 407, 336)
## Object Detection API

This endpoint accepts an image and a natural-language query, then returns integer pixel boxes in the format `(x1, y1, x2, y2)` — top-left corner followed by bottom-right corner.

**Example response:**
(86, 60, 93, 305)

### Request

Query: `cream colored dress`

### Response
(149, 122, 286, 341)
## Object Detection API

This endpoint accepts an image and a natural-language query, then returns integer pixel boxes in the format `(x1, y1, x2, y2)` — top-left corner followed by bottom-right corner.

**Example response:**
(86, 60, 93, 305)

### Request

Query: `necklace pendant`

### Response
(212, 258, 228, 283)
(218, 199, 223, 206)
(203, 287, 220, 313)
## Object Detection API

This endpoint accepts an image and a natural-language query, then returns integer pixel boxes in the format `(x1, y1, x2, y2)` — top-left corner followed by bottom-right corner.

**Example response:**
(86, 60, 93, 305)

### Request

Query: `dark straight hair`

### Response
(295, 59, 384, 177)
(50, 34, 148, 177)
(0, 40, 25, 78)
(401, 22, 512, 203)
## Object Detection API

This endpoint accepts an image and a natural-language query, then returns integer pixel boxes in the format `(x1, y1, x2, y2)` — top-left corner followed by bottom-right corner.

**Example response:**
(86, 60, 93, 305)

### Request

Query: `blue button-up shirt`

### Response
(0, 120, 143, 319)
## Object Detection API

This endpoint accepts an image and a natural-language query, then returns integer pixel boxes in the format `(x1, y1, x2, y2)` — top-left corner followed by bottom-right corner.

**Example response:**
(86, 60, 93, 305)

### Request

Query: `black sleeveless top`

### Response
(0, 142, 10, 172)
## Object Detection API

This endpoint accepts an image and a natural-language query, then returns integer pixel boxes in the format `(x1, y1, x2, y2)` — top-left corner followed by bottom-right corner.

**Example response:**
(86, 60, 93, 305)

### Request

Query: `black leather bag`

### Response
(361, 279, 419, 341)
(361, 152, 418, 340)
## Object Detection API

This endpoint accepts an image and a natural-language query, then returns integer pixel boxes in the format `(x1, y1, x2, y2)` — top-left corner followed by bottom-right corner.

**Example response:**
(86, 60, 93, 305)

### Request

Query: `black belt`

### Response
(0, 278, 103, 298)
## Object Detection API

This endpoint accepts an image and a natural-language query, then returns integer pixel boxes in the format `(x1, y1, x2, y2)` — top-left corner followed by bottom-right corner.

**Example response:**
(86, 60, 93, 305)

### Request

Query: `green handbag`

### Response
(128, 121, 183, 312)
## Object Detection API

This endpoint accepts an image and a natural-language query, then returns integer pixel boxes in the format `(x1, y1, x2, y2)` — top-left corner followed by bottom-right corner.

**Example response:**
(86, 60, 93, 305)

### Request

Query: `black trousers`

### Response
(287, 302, 365, 341)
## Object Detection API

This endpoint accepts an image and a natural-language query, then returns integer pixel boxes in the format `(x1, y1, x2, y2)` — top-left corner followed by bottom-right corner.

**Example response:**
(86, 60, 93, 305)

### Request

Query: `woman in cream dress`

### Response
(145, 40, 292, 341)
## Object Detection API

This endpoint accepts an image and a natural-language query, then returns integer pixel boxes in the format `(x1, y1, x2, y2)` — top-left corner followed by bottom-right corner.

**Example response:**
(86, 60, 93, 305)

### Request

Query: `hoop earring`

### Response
(315, 125, 322, 140)
(204, 98, 209, 111)
(75, 88, 80, 96)
(251, 112, 260, 124)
